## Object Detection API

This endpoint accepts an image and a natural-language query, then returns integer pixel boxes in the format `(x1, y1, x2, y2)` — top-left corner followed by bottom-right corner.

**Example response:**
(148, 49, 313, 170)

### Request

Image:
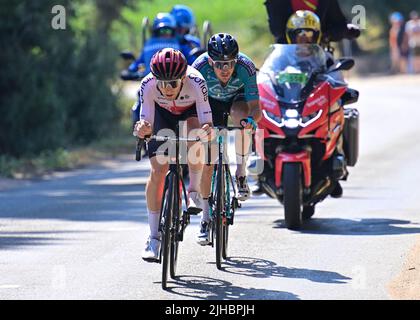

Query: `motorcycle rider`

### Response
(253, 10, 349, 198)
(170, 5, 203, 64)
(287, 10, 348, 197)
(121, 13, 181, 81)
(192, 33, 261, 245)
(263, 0, 360, 44)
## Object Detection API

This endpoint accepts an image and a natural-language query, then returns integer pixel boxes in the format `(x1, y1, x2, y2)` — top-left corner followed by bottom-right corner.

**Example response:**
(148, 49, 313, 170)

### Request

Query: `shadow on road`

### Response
(272, 218, 420, 236)
(158, 275, 299, 300)
(0, 161, 151, 223)
(0, 230, 89, 249)
(220, 256, 351, 284)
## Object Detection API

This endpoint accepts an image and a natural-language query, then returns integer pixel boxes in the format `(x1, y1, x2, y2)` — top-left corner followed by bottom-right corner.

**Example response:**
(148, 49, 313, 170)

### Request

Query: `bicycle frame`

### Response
(136, 131, 199, 289)
(209, 132, 239, 226)
(208, 116, 244, 269)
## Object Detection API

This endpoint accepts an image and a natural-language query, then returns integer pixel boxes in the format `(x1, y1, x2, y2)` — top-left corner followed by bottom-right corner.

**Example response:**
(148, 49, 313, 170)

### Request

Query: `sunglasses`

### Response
(212, 59, 237, 70)
(294, 29, 315, 38)
(158, 28, 174, 37)
(157, 79, 182, 89)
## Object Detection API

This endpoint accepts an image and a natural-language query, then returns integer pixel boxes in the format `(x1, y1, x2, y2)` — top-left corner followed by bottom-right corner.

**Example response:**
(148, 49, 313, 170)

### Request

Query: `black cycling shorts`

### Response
(147, 104, 198, 158)
(209, 89, 246, 127)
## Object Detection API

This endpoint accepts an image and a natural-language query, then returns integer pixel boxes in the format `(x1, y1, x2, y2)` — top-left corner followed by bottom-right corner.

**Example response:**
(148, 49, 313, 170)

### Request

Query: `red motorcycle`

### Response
(255, 44, 359, 230)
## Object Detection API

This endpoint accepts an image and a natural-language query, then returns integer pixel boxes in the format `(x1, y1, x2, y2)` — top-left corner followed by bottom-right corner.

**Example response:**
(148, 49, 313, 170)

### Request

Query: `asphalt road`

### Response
(1, 75, 420, 300)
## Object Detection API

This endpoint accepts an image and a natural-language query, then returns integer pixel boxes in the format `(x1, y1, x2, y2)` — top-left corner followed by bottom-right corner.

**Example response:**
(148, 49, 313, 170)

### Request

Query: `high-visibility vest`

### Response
(291, 0, 319, 12)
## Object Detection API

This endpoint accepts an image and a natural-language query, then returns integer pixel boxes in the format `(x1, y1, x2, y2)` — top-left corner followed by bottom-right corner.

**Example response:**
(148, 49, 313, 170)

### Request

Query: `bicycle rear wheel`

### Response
(215, 164, 225, 270)
(161, 175, 174, 289)
(222, 217, 229, 260)
(222, 165, 230, 260)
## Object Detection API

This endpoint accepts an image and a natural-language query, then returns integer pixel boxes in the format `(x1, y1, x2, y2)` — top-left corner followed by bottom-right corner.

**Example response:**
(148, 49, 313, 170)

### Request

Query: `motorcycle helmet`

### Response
(152, 12, 177, 37)
(286, 10, 322, 44)
(170, 5, 196, 31)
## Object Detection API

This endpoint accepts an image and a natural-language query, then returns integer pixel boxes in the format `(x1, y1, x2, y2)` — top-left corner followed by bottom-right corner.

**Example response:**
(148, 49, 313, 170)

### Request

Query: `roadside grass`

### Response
(0, 133, 134, 179)
(0, 94, 135, 180)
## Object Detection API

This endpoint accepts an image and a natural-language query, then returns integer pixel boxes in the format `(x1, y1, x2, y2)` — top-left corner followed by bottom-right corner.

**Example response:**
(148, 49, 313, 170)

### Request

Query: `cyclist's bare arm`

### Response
(247, 99, 262, 122)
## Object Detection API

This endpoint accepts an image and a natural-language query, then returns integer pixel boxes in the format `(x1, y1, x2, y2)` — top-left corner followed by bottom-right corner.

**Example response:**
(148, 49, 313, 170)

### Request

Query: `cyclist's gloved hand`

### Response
(133, 120, 152, 138)
(240, 117, 257, 132)
(198, 123, 213, 142)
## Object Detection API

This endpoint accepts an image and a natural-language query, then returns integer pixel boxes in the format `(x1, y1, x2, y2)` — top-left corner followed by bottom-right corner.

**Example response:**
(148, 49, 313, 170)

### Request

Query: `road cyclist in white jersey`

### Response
(133, 48, 213, 262)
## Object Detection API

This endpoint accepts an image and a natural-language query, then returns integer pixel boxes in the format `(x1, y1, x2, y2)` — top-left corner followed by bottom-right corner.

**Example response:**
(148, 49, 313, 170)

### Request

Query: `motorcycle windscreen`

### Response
(259, 44, 327, 105)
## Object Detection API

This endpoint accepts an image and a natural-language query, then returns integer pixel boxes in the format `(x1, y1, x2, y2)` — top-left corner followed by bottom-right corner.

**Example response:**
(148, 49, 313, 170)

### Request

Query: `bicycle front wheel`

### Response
(170, 178, 182, 279)
(161, 175, 175, 289)
(214, 164, 225, 270)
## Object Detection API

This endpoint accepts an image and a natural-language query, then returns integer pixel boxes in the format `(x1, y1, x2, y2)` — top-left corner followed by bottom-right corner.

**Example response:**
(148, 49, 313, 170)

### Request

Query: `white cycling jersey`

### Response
(137, 66, 213, 125)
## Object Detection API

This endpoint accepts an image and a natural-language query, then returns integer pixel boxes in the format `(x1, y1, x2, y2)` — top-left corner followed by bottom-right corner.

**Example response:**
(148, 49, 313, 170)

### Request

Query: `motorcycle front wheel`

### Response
(283, 163, 303, 230)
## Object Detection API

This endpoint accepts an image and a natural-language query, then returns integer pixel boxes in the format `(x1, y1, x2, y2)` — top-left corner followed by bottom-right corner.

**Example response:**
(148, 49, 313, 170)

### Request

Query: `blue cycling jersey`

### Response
(129, 35, 202, 74)
(191, 52, 259, 102)
(184, 34, 201, 48)
(129, 37, 181, 74)
(179, 34, 202, 64)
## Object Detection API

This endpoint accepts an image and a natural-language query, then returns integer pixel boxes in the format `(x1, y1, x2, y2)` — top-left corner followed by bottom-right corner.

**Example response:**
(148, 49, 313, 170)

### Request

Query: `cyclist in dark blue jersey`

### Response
(123, 13, 190, 80)
(123, 13, 180, 80)
(130, 9, 203, 124)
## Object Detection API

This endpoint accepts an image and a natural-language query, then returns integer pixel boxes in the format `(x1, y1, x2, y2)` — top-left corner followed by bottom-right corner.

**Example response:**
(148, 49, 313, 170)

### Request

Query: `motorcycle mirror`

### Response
(120, 70, 143, 81)
(328, 58, 355, 73)
(120, 51, 136, 61)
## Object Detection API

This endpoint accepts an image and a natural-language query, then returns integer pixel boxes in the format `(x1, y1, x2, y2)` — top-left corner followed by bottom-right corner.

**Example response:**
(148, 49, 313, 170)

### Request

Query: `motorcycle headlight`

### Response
(283, 109, 300, 129)
(285, 109, 299, 118)
(301, 110, 323, 127)
(284, 118, 300, 129)
(264, 108, 320, 129)
(263, 110, 283, 126)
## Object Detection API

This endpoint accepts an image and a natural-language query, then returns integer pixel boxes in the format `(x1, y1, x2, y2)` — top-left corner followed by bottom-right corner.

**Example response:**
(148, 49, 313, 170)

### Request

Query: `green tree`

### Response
(0, 0, 131, 157)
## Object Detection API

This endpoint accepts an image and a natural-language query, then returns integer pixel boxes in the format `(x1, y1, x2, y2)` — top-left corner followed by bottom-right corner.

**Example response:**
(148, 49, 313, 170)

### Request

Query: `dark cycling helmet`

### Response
(207, 33, 239, 61)
(170, 5, 196, 30)
(152, 12, 177, 36)
(150, 48, 188, 80)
